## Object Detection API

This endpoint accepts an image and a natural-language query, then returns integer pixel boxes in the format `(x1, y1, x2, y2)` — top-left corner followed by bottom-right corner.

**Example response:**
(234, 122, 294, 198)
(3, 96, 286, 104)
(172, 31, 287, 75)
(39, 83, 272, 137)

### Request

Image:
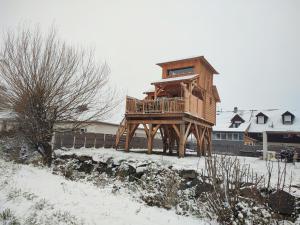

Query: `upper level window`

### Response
(256, 112, 268, 124)
(283, 115, 292, 124)
(257, 116, 265, 124)
(232, 121, 242, 128)
(282, 111, 294, 125)
(167, 67, 194, 76)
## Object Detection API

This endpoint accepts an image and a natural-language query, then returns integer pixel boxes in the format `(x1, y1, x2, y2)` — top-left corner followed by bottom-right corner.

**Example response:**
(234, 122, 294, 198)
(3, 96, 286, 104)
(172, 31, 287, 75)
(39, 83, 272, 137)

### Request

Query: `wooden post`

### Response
(194, 125, 201, 157)
(125, 124, 131, 152)
(207, 129, 212, 156)
(179, 123, 185, 157)
(147, 124, 153, 154)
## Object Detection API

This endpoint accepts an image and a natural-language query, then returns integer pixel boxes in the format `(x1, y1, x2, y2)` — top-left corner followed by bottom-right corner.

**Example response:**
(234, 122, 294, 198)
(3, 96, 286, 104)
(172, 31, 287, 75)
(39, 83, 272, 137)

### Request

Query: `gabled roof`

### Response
(211, 109, 300, 133)
(156, 56, 219, 75)
(282, 111, 295, 117)
(213, 110, 253, 132)
(231, 114, 245, 123)
(151, 74, 199, 85)
(256, 112, 268, 119)
(248, 110, 300, 133)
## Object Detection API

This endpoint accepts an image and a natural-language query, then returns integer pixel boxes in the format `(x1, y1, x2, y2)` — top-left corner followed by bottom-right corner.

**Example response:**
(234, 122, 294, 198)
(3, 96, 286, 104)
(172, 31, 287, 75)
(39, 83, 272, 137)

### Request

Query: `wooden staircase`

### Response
(115, 118, 127, 149)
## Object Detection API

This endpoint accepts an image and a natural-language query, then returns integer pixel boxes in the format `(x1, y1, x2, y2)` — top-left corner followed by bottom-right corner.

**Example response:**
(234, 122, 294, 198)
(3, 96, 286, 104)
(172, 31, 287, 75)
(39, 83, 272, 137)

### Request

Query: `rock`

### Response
(135, 165, 147, 179)
(58, 154, 77, 160)
(179, 170, 198, 180)
(240, 187, 265, 204)
(52, 158, 66, 166)
(269, 190, 295, 215)
(180, 177, 201, 190)
(77, 155, 93, 162)
(78, 160, 94, 174)
(116, 163, 136, 180)
(195, 182, 213, 197)
(95, 162, 108, 174)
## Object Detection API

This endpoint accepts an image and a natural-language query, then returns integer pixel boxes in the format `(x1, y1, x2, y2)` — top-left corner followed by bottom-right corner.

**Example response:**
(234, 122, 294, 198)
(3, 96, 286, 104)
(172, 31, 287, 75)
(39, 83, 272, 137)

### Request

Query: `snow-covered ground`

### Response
(0, 158, 216, 225)
(55, 148, 300, 196)
(1, 147, 299, 225)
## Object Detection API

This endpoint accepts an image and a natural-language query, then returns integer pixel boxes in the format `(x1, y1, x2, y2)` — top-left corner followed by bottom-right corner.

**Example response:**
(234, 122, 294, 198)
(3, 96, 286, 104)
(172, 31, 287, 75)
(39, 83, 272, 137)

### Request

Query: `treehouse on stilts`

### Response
(115, 56, 220, 157)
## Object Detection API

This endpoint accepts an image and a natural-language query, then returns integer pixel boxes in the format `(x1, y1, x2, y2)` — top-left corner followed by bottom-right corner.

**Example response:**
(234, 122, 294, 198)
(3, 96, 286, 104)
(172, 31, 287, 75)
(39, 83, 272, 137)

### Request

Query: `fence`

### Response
(53, 132, 298, 157)
(53, 132, 163, 150)
(212, 140, 300, 157)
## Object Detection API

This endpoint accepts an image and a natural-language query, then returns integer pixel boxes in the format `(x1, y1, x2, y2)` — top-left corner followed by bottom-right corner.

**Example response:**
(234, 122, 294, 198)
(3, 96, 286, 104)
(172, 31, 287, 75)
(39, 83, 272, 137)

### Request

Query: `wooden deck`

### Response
(126, 96, 185, 114)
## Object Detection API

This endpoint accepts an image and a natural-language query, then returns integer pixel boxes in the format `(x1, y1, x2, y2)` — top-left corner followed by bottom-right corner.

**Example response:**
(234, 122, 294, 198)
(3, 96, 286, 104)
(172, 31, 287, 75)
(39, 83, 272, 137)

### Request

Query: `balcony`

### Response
(126, 97, 185, 114)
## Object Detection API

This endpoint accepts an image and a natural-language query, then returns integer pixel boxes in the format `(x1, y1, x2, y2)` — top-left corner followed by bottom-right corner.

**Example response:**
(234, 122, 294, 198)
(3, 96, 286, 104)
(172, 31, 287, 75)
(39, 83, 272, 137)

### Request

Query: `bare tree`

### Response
(0, 26, 118, 166)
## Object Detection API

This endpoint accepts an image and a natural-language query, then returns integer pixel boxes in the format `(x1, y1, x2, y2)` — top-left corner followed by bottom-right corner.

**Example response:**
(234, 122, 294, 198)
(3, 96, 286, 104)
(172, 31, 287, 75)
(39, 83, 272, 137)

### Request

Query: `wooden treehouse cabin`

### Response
(115, 56, 221, 157)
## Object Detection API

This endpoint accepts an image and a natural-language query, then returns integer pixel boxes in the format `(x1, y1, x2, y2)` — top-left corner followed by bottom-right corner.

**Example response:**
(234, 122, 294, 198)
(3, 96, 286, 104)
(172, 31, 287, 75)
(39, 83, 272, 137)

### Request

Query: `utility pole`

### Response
(263, 131, 268, 160)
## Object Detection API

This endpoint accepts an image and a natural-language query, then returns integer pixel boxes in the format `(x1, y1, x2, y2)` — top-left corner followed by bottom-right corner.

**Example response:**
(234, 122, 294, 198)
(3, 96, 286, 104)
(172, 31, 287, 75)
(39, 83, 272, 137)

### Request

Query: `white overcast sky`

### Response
(1, 0, 299, 122)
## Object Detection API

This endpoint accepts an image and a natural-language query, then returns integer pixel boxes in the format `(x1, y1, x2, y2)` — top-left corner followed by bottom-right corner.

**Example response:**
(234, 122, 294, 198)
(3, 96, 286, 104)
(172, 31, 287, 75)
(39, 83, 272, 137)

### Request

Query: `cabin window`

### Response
(213, 133, 218, 140)
(233, 133, 239, 140)
(221, 132, 226, 140)
(232, 121, 242, 128)
(167, 67, 194, 76)
(239, 133, 243, 140)
(283, 115, 292, 124)
(257, 116, 265, 124)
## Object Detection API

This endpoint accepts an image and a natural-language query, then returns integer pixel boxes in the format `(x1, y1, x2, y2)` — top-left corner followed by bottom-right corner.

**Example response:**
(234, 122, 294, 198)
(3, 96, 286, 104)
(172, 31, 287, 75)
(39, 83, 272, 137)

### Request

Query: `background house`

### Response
(247, 110, 300, 147)
(0, 110, 160, 150)
(213, 107, 300, 156)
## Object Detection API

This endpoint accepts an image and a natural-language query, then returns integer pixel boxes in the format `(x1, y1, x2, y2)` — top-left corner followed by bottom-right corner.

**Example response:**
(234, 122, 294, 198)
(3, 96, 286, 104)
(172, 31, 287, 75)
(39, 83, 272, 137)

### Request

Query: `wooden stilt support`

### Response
(179, 123, 185, 157)
(147, 124, 153, 154)
(207, 128, 212, 156)
(124, 123, 139, 152)
(194, 124, 201, 157)
(125, 124, 131, 152)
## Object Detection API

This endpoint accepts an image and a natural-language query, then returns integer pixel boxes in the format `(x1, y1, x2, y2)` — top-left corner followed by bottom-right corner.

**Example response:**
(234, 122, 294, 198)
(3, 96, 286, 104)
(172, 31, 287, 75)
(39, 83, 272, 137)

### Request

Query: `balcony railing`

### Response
(126, 97, 185, 114)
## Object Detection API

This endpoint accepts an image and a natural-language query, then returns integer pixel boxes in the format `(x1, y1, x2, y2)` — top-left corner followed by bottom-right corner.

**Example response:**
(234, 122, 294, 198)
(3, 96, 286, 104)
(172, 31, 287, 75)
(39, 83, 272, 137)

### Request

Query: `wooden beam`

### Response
(184, 122, 192, 142)
(147, 124, 153, 154)
(178, 123, 185, 158)
(128, 120, 184, 125)
(125, 124, 131, 152)
(159, 127, 164, 140)
(142, 124, 149, 137)
(183, 117, 212, 128)
(152, 124, 161, 136)
(199, 127, 207, 156)
(194, 124, 201, 156)
(172, 124, 180, 138)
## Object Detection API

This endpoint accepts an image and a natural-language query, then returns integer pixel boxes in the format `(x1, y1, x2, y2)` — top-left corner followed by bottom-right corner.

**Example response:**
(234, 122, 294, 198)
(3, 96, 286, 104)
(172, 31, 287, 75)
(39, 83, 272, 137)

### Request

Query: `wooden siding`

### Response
(157, 57, 219, 124)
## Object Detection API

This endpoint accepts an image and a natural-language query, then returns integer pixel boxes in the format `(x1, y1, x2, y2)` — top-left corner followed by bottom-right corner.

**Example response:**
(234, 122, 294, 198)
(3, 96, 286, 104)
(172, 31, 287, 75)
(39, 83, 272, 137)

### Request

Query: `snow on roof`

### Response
(213, 110, 254, 132)
(151, 74, 198, 85)
(214, 109, 300, 133)
(213, 122, 250, 132)
(143, 87, 155, 93)
(248, 109, 300, 133)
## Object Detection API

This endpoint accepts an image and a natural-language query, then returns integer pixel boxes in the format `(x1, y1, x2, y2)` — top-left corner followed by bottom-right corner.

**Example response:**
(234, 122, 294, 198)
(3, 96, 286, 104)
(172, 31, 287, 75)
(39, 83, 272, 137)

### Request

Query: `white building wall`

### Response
(54, 122, 147, 138)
